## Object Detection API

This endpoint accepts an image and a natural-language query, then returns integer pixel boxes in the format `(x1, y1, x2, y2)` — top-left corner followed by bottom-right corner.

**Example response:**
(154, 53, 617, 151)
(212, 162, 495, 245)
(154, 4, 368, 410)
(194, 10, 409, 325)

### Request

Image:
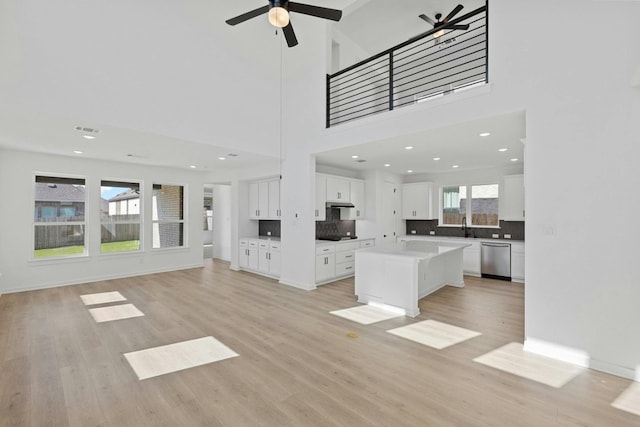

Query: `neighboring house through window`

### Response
(152, 184, 185, 249)
(101, 180, 142, 253)
(33, 175, 87, 258)
(441, 183, 500, 227)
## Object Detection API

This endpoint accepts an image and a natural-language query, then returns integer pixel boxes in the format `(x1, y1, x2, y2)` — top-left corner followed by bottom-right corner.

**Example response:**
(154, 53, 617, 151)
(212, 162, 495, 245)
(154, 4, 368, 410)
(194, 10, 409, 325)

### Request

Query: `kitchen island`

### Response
(355, 240, 471, 317)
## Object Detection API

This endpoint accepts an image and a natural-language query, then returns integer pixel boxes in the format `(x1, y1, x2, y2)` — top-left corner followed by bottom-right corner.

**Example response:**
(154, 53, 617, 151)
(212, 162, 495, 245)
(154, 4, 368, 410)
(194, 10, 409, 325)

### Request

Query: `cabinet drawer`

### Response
(335, 261, 355, 275)
(335, 250, 355, 264)
(360, 239, 374, 248)
(239, 239, 248, 247)
(269, 242, 281, 251)
(316, 245, 335, 255)
(258, 241, 269, 249)
(249, 240, 258, 248)
(336, 241, 359, 251)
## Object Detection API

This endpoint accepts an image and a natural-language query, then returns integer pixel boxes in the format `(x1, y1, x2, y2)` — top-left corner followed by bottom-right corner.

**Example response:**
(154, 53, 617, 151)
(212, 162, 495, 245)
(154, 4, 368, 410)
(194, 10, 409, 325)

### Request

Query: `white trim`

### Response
(278, 278, 317, 291)
(523, 337, 590, 368)
(1, 263, 205, 294)
(589, 359, 636, 381)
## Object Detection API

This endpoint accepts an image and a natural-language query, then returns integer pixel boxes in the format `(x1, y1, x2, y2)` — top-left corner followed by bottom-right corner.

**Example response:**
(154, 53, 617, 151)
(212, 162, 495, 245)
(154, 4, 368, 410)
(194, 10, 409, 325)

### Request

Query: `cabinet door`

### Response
(268, 179, 281, 219)
(248, 242, 259, 270)
(463, 247, 481, 275)
(315, 174, 326, 221)
(402, 183, 432, 219)
(258, 181, 269, 218)
(258, 247, 270, 273)
(269, 250, 281, 276)
(249, 182, 260, 219)
(315, 254, 335, 282)
(238, 241, 249, 268)
(502, 175, 525, 221)
(342, 180, 365, 220)
(326, 176, 350, 202)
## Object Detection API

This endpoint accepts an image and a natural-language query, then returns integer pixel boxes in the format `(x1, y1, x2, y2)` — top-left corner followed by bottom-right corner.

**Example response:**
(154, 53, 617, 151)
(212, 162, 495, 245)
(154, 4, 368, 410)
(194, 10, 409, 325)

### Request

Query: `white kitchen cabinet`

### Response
(326, 176, 350, 202)
(511, 241, 525, 283)
(341, 179, 365, 220)
(315, 174, 326, 221)
(402, 182, 435, 219)
(258, 240, 281, 277)
(249, 179, 280, 220)
(315, 239, 375, 284)
(239, 239, 259, 270)
(268, 179, 281, 219)
(462, 241, 481, 276)
(501, 175, 525, 221)
(316, 244, 336, 283)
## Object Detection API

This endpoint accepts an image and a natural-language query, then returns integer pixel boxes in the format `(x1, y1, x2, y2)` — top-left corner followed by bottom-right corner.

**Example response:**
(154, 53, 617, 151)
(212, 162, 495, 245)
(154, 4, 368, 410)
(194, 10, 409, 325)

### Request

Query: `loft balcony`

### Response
(327, 4, 488, 128)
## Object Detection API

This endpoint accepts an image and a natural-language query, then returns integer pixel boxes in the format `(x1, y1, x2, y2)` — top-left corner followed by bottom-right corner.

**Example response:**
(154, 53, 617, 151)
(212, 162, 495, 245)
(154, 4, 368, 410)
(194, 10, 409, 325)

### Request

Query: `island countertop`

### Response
(358, 240, 470, 261)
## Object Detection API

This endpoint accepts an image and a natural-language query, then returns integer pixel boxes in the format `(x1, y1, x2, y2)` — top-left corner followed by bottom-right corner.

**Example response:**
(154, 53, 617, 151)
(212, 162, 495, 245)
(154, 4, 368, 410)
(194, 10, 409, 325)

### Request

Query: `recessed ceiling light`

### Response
(407, 170, 413, 173)
(433, 157, 441, 161)
(351, 155, 359, 159)
(384, 163, 391, 167)
(479, 132, 491, 137)
(498, 148, 508, 152)
(405, 146, 414, 150)
(82, 135, 96, 140)
(218, 157, 226, 160)
(452, 165, 460, 168)
(510, 158, 519, 162)
(73, 150, 83, 154)
(189, 165, 197, 169)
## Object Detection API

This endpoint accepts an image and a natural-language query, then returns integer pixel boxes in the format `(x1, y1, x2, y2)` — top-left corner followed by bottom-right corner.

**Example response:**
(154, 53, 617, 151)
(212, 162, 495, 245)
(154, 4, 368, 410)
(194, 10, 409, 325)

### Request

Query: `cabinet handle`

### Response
(345, 255, 353, 258)
(345, 266, 352, 270)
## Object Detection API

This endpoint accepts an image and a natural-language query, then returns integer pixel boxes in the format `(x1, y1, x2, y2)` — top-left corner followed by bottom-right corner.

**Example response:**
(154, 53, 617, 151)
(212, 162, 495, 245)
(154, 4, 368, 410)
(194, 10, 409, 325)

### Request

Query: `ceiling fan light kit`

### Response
(419, 4, 470, 41)
(226, 0, 343, 47)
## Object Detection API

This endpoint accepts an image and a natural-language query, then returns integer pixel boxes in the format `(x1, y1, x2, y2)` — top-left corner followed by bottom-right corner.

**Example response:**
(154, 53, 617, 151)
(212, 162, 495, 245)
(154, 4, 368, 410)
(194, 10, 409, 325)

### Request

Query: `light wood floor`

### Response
(0, 260, 636, 426)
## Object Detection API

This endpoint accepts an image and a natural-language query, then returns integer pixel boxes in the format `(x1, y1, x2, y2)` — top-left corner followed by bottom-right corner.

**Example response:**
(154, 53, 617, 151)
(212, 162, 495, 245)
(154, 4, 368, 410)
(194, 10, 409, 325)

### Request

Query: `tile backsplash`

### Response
(316, 208, 356, 238)
(405, 219, 525, 240)
(259, 220, 281, 237)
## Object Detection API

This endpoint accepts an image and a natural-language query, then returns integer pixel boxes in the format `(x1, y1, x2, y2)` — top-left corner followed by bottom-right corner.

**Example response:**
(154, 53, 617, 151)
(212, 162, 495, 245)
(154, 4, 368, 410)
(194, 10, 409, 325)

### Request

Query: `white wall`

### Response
(212, 185, 231, 261)
(0, 149, 206, 293)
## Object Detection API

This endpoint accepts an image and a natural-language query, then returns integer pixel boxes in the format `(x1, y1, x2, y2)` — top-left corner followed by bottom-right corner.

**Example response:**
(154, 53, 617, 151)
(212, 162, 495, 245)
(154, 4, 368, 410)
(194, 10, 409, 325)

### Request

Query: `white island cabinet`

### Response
(355, 240, 470, 317)
(316, 239, 374, 284)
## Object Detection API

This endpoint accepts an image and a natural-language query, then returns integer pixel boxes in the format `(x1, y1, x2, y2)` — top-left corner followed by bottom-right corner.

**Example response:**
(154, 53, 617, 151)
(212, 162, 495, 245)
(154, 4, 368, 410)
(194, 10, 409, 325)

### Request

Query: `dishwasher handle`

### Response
(481, 242, 511, 248)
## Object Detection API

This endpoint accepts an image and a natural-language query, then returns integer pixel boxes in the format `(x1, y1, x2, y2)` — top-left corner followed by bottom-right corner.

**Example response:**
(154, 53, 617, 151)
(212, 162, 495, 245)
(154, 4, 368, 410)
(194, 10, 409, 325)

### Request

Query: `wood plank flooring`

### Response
(0, 259, 637, 426)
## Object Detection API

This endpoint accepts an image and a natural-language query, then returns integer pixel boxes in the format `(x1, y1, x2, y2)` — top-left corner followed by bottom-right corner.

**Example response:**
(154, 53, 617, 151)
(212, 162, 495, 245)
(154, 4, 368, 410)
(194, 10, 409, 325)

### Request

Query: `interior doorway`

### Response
(203, 185, 214, 258)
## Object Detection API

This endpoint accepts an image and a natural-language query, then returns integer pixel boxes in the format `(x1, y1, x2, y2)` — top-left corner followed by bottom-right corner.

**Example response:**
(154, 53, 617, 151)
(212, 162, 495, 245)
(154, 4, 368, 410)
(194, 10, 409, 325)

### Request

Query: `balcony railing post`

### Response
(326, 74, 331, 128)
(485, 0, 489, 84)
(388, 51, 394, 112)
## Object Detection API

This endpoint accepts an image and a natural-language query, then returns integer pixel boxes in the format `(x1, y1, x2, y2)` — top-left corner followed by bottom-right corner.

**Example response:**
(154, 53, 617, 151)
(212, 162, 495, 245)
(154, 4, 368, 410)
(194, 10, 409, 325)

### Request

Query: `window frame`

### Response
(439, 182, 501, 228)
(100, 178, 144, 254)
(32, 173, 88, 261)
(151, 183, 188, 251)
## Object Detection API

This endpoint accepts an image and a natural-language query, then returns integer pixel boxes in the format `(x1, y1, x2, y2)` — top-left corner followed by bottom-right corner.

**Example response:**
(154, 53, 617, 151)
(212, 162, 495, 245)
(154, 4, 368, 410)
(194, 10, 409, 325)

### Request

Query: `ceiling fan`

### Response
(226, 1, 343, 48)
(419, 4, 469, 40)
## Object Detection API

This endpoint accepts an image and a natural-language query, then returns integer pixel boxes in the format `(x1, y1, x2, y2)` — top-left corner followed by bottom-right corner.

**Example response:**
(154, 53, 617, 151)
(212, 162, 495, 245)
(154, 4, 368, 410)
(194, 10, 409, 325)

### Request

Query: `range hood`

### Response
(326, 201, 355, 208)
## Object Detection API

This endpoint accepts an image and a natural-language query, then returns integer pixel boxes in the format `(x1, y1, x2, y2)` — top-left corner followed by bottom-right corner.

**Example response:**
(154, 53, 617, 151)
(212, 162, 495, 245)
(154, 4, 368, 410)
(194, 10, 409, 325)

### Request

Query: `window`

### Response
(152, 184, 185, 249)
(101, 180, 141, 253)
(441, 183, 500, 227)
(34, 175, 86, 258)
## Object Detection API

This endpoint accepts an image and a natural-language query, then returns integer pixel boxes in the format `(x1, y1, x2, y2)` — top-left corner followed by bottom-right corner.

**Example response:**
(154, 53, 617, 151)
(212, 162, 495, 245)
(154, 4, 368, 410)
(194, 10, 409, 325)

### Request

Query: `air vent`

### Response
(355, 159, 367, 163)
(227, 153, 239, 157)
(74, 125, 100, 134)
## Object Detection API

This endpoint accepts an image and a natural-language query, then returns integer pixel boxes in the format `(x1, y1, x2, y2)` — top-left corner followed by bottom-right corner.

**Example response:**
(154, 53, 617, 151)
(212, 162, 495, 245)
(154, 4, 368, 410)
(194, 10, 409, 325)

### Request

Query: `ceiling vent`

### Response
(74, 125, 100, 134)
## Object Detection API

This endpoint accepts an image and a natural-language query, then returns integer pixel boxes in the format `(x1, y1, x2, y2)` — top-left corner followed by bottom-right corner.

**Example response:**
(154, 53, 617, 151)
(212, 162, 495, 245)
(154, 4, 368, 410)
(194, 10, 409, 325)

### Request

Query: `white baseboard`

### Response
(1, 262, 205, 294)
(524, 337, 636, 380)
(229, 264, 240, 271)
(523, 337, 590, 367)
(278, 278, 316, 291)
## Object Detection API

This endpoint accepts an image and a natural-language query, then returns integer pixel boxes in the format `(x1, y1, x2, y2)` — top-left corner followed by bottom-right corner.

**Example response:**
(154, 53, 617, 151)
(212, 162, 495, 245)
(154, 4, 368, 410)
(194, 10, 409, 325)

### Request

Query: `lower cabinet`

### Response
(316, 239, 374, 284)
(462, 241, 481, 276)
(240, 238, 280, 278)
(511, 242, 525, 283)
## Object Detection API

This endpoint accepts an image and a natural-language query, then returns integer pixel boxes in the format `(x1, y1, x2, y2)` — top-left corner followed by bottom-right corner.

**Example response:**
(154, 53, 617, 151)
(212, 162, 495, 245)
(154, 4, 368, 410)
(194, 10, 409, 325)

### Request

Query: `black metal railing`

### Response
(327, 4, 488, 128)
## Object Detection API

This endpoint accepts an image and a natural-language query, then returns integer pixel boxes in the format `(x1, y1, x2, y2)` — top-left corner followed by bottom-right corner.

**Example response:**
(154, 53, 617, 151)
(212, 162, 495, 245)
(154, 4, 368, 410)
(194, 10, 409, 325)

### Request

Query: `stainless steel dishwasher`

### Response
(481, 242, 511, 281)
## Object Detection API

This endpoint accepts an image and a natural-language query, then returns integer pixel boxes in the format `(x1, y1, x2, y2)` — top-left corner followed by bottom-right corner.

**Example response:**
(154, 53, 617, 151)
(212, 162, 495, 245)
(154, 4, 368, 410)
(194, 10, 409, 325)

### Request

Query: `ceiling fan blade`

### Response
(418, 13, 436, 26)
(282, 22, 299, 47)
(442, 4, 464, 24)
(445, 24, 470, 31)
(225, 5, 270, 26)
(288, 2, 342, 22)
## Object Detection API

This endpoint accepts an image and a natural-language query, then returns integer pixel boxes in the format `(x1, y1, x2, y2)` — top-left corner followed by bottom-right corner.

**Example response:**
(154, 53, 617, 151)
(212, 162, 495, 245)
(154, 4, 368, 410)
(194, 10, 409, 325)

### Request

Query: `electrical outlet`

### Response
(267, 231, 271, 236)
(411, 230, 416, 234)
(504, 234, 511, 239)
(347, 231, 351, 236)
(429, 231, 435, 235)
(492, 233, 499, 238)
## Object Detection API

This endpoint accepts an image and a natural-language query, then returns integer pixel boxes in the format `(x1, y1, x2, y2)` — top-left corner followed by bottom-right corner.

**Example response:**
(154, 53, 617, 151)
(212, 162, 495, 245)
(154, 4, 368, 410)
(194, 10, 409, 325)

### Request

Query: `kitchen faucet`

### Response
(461, 216, 471, 238)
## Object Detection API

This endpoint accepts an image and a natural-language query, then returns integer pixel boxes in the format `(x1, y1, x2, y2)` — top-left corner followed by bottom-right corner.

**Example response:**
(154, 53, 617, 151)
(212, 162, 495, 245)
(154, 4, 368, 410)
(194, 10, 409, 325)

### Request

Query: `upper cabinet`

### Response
(501, 174, 525, 221)
(402, 182, 436, 220)
(315, 174, 326, 221)
(326, 176, 351, 202)
(249, 178, 280, 220)
(341, 179, 365, 220)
